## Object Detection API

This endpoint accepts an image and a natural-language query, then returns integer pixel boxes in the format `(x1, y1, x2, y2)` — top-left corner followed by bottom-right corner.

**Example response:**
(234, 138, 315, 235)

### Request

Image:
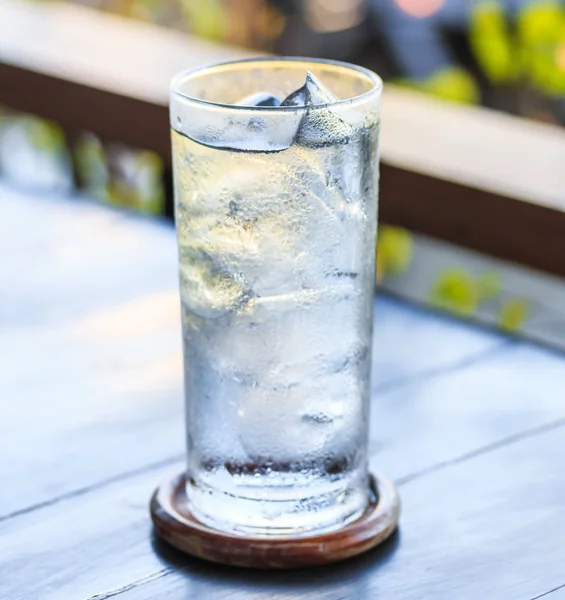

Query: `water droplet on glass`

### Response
(248, 117, 267, 133)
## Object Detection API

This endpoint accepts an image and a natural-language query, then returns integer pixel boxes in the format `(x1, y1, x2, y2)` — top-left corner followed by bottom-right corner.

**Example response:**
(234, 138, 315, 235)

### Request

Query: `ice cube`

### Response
(237, 92, 282, 107)
(295, 109, 352, 148)
(174, 73, 352, 152)
(282, 72, 353, 148)
(324, 125, 377, 202)
(181, 279, 365, 464)
(281, 72, 336, 107)
(179, 109, 301, 153)
(251, 284, 363, 380)
(180, 208, 304, 303)
(234, 289, 367, 462)
(179, 246, 251, 319)
(182, 320, 249, 463)
(237, 374, 359, 462)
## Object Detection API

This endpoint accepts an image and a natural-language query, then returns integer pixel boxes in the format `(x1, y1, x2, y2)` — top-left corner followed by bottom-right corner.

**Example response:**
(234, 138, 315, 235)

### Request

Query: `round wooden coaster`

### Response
(150, 471, 400, 569)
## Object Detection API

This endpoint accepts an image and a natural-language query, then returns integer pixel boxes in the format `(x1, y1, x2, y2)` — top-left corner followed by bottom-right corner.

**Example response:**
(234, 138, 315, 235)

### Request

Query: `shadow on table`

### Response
(151, 528, 400, 596)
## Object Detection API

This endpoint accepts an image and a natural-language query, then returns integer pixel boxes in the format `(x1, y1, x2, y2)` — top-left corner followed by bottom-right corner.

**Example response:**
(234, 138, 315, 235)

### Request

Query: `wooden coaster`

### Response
(150, 471, 400, 569)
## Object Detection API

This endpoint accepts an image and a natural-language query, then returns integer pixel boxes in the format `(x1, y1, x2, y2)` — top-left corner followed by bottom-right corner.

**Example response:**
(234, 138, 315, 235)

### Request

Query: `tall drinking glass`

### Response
(171, 58, 382, 536)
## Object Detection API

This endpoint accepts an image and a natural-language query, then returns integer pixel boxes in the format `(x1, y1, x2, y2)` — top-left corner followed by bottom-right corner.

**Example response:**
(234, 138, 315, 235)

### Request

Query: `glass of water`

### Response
(171, 58, 382, 536)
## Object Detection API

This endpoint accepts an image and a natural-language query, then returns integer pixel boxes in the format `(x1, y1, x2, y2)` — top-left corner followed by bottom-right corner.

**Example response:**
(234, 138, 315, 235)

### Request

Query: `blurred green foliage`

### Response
(470, 1, 518, 84)
(397, 67, 480, 105)
(430, 269, 480, 317)
(0, 109, 165, 215)
(377, 225, 414, 281)
(469, 0, 565, 96)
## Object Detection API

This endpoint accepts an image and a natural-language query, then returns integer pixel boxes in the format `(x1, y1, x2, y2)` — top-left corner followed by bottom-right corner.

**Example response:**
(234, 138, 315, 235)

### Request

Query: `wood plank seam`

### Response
(75, 417, 565, 600)
(396, 415, 565, 486)
(84, 569, 172, 600)
(0, 341, 509, 525)
(0, 454, 184, 524)
(530, 583, 565, 600)
(372, 338, 513, 395)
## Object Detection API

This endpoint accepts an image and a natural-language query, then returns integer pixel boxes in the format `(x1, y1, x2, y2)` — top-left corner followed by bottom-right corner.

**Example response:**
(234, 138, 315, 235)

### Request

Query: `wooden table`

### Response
(2, 181, 565, 600)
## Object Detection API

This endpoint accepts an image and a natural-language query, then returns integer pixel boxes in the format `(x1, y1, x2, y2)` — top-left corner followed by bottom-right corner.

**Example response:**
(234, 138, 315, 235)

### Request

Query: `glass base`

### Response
(186, 467, 369, 536)
(151, 470, 400, 568)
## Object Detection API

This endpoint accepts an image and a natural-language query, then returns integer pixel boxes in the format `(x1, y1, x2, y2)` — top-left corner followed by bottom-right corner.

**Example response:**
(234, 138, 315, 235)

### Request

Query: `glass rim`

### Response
(170, 57, 383, 112)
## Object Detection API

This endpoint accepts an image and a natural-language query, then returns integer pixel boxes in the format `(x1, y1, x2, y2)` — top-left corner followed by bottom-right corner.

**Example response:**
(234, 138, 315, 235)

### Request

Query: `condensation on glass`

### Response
(170, 58, 382, 535)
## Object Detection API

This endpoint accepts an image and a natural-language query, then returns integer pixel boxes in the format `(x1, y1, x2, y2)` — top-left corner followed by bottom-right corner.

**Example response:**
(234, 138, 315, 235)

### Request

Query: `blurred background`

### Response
(1, 0, 565, 347)
(3, 0, 565, 212)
